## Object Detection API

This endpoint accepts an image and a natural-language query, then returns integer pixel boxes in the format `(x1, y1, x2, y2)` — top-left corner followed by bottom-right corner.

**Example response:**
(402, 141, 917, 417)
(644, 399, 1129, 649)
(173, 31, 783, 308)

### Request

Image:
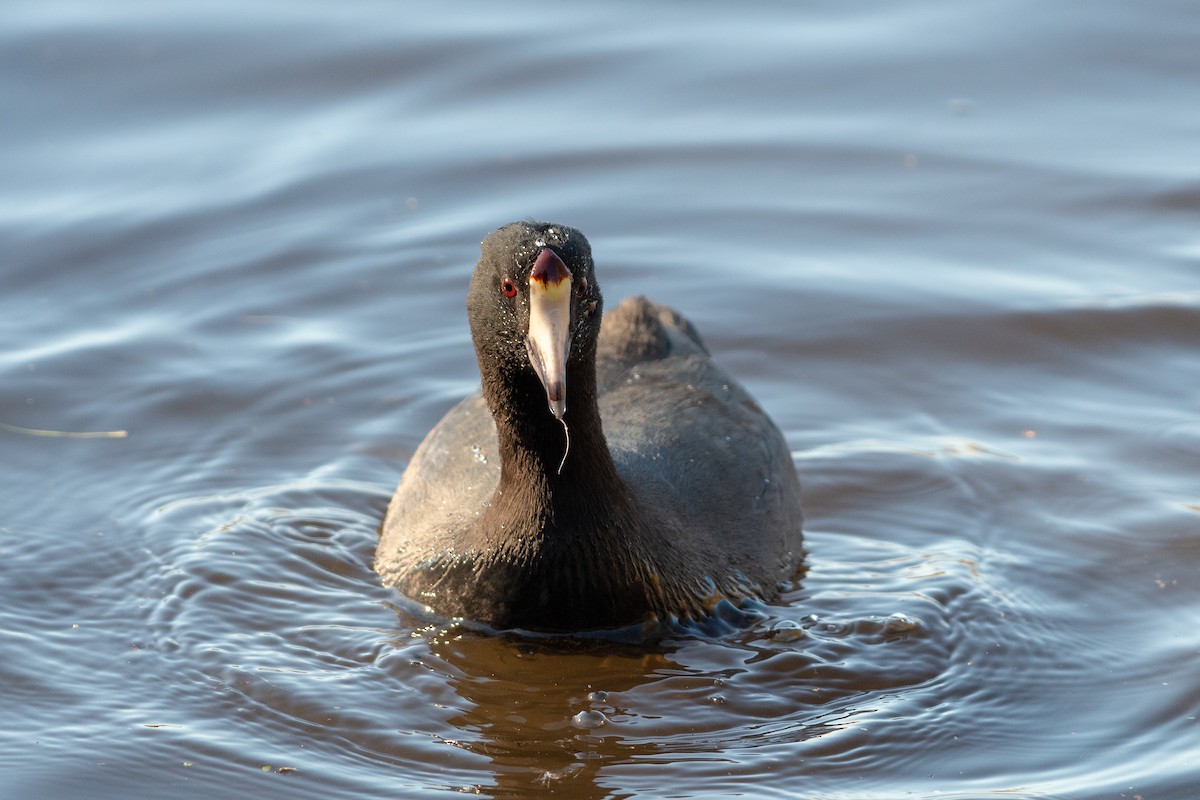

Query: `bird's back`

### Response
(596, 297, 803, 590)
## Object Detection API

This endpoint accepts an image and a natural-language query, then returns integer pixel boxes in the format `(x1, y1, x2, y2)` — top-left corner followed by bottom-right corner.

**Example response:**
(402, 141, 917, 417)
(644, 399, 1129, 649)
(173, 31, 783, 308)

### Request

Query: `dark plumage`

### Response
(376, 222, 803, 631)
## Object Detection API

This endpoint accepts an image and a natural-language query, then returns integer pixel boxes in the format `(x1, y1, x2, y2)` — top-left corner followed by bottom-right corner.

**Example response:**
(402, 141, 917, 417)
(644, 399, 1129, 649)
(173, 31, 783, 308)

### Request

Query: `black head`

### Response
(467, 221, 604, 419)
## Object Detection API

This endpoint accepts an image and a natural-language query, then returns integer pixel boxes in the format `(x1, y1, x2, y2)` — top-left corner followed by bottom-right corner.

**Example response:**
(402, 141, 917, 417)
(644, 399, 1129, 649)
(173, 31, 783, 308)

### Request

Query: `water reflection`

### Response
(429, 630, 676, 798)
(405, 577, 949, 797)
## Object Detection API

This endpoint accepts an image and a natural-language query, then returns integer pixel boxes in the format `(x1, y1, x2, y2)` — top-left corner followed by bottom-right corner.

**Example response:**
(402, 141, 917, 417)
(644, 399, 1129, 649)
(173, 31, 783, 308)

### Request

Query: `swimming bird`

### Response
(376, 221, 803, 631)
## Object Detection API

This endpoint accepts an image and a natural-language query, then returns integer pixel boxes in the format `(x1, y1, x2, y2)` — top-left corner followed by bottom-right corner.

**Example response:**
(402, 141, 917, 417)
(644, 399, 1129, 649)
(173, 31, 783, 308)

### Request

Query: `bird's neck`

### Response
(469, 351, 704, 630)
(481, 358, 629, 535)
(473, 359, 681, 630)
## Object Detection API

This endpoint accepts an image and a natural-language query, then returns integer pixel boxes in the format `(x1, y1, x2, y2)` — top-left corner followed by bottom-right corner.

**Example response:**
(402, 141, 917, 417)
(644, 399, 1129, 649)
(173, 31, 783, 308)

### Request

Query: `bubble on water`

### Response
(882, 612, 924, 637)
(571, 709, 609, 729)
(768, 619, 806, 642)
(537, 762, 583, 785)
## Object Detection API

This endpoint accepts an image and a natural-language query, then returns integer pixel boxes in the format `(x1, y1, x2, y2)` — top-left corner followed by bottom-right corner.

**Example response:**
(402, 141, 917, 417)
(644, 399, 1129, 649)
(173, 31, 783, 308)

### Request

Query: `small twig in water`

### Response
(0, 421, 128, 439)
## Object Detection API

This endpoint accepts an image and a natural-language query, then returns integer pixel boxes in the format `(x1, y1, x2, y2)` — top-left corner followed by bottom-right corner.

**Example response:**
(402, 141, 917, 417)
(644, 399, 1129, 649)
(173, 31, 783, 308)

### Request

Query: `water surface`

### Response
(3, 1, 1199, 797)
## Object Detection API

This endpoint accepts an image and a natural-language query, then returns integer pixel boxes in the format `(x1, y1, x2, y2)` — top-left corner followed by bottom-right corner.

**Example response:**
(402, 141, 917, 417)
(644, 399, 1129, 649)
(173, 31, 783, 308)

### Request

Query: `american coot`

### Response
(377, 222, 803, 631)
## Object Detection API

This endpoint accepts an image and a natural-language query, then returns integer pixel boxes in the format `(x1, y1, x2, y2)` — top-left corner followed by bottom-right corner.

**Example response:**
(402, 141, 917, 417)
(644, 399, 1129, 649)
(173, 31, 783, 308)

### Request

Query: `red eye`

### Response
(501, 279, 517, 297)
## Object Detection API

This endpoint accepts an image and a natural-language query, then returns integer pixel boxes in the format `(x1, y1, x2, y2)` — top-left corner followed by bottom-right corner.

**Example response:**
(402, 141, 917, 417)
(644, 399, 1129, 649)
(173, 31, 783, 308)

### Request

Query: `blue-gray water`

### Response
(3, 1, 1199, 797)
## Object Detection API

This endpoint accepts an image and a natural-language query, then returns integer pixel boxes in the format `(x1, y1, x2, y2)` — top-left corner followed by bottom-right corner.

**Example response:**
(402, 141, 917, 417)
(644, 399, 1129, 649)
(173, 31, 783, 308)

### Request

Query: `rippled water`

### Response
(3, 1, 1199, 797)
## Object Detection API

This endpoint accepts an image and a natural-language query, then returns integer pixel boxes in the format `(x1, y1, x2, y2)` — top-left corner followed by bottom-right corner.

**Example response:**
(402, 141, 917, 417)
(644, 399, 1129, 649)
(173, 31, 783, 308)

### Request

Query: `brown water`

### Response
(3, 1, 1199, 797)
